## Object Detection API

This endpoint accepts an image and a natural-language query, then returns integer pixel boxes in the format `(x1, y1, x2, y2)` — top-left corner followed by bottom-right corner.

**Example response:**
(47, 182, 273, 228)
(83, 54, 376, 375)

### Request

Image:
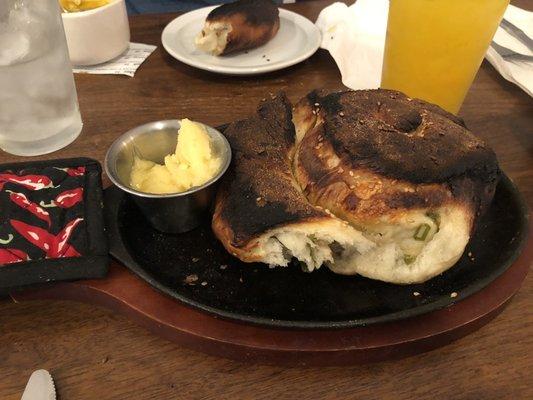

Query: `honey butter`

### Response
(130, 119, 222, 194)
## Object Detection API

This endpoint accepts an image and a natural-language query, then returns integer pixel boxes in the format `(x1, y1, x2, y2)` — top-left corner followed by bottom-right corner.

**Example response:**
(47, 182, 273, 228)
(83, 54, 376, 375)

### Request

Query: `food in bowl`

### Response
(195, 0, 280, 56)
(61, 0, 130, 66)
(130, 119, 223, 194)
(212, 89, 499, 284)
(59, 0, 109, 12)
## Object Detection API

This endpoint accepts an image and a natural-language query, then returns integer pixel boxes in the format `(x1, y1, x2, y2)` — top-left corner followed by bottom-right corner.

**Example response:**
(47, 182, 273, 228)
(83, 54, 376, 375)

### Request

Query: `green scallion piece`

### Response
(404, 255, 416, 264)
(414, 223, 431, 241)
(426, 211, 441, 229)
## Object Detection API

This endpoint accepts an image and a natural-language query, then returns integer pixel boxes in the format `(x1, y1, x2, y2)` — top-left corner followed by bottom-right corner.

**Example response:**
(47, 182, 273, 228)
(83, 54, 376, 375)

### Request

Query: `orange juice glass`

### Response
(381, 0, 509, 114)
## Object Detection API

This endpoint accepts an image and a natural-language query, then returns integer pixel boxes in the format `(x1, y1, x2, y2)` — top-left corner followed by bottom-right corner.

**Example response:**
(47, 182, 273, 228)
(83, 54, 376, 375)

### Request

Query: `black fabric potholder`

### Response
(0, 157, 108, 292)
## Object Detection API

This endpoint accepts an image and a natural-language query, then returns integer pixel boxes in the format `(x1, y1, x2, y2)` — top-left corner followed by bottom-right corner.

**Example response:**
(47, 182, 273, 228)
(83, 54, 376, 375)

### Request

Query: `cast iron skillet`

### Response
(104, 173, 529, 329)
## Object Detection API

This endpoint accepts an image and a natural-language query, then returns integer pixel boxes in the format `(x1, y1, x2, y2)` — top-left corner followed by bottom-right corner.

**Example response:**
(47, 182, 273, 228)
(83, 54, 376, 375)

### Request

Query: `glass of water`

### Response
(0, 0, 83, 156)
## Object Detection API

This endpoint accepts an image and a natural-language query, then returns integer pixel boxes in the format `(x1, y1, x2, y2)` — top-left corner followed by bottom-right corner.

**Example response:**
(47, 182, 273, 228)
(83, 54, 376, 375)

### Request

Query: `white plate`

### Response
(161, 6, 321, 75)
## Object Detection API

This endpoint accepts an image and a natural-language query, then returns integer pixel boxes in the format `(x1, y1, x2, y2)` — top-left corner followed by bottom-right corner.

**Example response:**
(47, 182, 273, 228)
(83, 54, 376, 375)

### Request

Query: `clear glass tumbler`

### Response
(381, 0, 509, 114)
(0, 0, 83, 156)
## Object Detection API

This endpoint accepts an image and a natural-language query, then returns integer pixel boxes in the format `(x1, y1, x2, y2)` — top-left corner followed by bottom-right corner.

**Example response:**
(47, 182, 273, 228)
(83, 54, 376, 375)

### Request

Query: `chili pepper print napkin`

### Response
(0, 158, 108, 293)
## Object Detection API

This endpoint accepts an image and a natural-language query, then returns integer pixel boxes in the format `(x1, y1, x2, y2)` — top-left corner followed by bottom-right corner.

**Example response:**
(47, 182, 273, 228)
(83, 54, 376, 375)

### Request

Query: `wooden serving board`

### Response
(11, 221, 531, 366)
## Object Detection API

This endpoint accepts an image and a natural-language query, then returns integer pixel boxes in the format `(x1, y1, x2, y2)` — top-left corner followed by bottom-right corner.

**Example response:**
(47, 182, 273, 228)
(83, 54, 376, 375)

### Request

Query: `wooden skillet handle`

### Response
(10, 218, 531, 366)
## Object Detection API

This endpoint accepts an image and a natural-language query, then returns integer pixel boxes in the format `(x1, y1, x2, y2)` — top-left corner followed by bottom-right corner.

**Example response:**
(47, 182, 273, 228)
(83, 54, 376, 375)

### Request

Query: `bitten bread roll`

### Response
(195, 0, 280, 56)
(213, 90, 499, 284)
(292, 89, 499, 283)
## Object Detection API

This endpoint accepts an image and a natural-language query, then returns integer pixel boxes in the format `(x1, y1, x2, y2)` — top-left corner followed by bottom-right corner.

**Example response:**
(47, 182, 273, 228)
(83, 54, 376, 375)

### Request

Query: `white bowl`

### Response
(62, 0, 130, 66)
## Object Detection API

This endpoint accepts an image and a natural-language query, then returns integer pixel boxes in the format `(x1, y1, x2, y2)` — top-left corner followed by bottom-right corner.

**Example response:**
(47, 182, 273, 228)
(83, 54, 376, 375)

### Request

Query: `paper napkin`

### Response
(486, 5, 533, 97)
(315, 0, 388, 90)
(316, 1, 532, 97)
(73, 42, 157, 77)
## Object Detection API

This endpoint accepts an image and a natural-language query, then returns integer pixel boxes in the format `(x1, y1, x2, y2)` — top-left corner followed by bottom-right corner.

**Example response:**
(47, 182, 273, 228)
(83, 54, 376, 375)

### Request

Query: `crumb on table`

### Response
(184, 274, 198, 285)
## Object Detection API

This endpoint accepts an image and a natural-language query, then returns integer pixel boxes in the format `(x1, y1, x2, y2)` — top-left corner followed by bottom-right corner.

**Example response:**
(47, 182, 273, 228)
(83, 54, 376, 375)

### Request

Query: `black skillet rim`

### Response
(104, 173, 529, 330)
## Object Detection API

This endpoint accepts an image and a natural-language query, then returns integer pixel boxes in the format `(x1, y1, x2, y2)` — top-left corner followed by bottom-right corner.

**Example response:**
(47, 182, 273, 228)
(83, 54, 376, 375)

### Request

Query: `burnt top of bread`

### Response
(207, 0, 279, 26)
(218, 93, 326, 245)
(305, 89, 499, 187)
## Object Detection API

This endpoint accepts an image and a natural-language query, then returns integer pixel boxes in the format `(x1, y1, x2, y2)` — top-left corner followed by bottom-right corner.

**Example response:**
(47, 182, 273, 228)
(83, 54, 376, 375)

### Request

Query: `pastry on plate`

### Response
(213, 90, 499, 284)
(195, 0, 280, 56)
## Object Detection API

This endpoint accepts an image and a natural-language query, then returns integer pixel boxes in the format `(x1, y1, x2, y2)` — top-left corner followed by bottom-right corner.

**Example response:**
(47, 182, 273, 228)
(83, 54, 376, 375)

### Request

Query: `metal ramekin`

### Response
(105, 120, 231, 233)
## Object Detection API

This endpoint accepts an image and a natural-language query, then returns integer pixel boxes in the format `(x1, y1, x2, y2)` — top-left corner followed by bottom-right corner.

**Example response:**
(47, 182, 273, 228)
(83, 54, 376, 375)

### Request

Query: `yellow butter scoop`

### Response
(59, 0, 110, 12)
(130, 119, 223, 194)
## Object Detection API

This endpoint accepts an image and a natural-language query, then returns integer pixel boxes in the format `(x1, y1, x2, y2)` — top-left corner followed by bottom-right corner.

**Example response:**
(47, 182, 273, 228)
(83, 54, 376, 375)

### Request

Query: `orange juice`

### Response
(381, 0, 509, 113)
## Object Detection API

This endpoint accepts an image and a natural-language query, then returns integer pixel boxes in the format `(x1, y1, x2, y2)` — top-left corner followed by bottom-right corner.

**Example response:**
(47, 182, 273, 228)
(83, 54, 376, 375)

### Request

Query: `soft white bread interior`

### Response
(327, 206, 472, 284)
(245, 218, 375, 272)
(240, 205, 471, 284)
(195, 21, 232, 56)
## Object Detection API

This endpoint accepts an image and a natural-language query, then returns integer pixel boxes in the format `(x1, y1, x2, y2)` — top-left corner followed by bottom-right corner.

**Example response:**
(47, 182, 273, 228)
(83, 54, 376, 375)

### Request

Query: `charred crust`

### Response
(306, 90, 343, 115)
(219, 180, 319, 246)
(215, 88, 500, 253)
(306, 89, 499, 187)
(222, 17, 280, 55)
(392, 109, 423, 133)
(381, 189, 448, 210)
(217, 92, 324, 246)
(293, 89, 500, 226)
(343, 192, 359, 211)
(207, 0, 279, 26)
(316, 92, 343, 115)
(258, 92, 295, 145)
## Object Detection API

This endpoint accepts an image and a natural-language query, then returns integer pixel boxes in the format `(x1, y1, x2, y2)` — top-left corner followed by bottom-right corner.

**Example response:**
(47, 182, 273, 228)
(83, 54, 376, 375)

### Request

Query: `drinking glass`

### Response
(381, 0, 510, 114)
(0, 0, 83, 156)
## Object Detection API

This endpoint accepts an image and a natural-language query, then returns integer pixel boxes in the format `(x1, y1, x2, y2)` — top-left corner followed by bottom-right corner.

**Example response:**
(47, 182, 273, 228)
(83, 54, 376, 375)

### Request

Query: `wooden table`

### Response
(1, 1, 532, 398)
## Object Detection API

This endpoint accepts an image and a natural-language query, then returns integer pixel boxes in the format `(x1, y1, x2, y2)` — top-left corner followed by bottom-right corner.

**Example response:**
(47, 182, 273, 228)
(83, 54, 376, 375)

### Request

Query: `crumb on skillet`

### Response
(184, 274, 199, 284)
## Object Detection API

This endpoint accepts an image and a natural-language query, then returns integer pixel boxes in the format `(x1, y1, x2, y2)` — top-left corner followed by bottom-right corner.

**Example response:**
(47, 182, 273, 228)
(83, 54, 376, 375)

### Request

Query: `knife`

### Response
(21, 370, 56, 400)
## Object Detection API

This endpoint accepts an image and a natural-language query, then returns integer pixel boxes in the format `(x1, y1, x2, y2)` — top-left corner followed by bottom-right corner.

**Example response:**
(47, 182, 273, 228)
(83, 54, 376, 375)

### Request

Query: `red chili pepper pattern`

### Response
(55, 188, 83, 208)
(10, 220, 54, 252)
(0, 249, 29, 265)
(54, 167, 85, 177)
(66, 167, 85, 177)
(7, 191, 51, 227)
(10, 218, 83, 259)
(0, 164, 89, 266)
(51, 217, 83, 257)
(0, 173, 54, 191)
